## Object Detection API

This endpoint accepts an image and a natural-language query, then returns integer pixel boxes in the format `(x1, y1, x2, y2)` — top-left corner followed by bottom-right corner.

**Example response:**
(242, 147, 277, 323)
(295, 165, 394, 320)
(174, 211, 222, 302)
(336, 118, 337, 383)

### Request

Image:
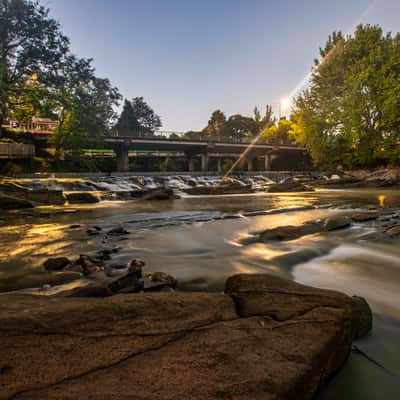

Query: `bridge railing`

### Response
(108, 132, 298, 147)
(0, 142, 35, 159)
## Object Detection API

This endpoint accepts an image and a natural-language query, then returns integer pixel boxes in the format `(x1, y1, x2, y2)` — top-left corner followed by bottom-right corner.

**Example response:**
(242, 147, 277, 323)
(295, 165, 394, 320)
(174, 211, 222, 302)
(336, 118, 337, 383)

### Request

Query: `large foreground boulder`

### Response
(0, 274, 372, 400)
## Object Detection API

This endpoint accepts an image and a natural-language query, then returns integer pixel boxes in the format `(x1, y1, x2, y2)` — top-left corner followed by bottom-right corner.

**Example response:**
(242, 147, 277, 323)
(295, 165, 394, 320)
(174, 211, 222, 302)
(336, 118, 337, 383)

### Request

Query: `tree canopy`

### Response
(292, 25, 400, 168)
(200, 105, 276, 142)
(1, 0, 121, 152)
(115, 97, 162, 137)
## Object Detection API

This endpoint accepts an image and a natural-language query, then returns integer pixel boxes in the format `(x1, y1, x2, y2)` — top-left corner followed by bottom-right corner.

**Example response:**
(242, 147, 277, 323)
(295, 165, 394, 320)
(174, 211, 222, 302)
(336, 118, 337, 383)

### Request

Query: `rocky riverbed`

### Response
(1, 168, 399, 210)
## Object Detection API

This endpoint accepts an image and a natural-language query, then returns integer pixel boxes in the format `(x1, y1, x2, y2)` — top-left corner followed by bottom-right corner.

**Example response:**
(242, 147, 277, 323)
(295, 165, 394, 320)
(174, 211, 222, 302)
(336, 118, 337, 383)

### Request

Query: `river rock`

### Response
(43, 257, 71, 271)
(107, 226, 129, 236)
(146, 271, 178, 288)
(323, 216, 351, 231)
(384, 225, 400, 237)
(225, 274, 372, 339)
(350, 212, 379, 222)
(256, 222, 321, 242)
(268, 181, 314, 192)
(142, 188, 175, 200)
(0, 274, 372, 400)
(65, 192, 100, 204)
(0, 194, 34, 210)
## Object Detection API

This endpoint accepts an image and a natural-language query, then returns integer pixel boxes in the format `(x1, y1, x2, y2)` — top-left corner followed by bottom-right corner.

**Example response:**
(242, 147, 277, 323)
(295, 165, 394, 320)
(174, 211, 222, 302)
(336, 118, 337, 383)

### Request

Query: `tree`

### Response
(204, 110, 227, 141)
(0, 0, 69, 129)
(115, 99, 139, 136)
(293, 25, 400, 168)
(51, 55, 121, 153)
(115, 97, 161, 137)
(260, 118, 294, 144)
(130, 97, 161, 137)
(226, 114, 258, 142)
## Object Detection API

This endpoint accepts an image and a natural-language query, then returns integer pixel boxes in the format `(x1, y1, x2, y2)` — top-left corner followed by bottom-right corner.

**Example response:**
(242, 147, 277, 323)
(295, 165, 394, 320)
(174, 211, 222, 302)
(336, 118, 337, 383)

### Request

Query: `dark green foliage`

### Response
(115, 97, 162, 137)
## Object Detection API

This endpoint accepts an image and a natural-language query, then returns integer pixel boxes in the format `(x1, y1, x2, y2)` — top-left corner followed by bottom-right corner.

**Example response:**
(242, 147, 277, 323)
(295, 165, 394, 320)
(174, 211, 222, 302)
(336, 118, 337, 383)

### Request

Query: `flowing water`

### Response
(1, 185, 400, 398)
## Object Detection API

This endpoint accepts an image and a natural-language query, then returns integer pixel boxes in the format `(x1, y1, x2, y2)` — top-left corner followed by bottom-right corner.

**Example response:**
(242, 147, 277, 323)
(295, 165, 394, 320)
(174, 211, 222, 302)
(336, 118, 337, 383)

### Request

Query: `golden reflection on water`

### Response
(378, 195, 386, 207)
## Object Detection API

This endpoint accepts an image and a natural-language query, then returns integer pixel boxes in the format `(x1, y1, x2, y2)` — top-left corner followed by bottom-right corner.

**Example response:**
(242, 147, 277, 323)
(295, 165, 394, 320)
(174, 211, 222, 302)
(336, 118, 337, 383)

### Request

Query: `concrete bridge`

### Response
(104, 136, 304, 172)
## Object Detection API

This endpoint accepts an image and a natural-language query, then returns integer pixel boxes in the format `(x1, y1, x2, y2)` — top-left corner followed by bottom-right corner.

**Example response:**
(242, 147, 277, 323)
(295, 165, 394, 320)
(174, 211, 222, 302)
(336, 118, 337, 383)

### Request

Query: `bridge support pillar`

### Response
(264, 154, 272, 171)
(247, 158, 254, 172)
(217, 157, 222, 174)
(116, 146, 129, 172)
(201, 153, 209, 172)
(188, 157, 196, 172)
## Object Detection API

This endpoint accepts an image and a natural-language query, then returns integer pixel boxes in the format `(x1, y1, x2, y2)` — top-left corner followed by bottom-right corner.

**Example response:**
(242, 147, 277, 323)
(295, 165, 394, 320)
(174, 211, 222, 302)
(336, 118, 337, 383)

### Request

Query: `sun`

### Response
(280, 97, 291, 111)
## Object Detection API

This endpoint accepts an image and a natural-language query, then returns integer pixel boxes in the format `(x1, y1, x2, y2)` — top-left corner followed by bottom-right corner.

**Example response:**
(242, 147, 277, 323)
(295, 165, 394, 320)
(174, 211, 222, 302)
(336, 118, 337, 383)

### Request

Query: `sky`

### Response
(46, 0, 400, 132)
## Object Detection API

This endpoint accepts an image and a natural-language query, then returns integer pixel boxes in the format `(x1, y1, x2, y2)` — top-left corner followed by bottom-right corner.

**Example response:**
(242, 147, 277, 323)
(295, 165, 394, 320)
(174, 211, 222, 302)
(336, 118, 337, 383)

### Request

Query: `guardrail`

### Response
(0, 142, 35, 159)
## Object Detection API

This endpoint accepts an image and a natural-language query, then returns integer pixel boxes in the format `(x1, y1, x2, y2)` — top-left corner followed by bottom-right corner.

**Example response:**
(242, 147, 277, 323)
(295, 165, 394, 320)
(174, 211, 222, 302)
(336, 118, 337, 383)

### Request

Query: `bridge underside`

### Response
(104, 137, 305, 173)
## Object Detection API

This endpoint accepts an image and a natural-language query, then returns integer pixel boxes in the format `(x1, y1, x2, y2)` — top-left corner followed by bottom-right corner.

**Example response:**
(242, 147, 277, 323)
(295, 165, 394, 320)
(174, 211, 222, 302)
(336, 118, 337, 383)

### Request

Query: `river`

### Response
(1, 187, 400, 398)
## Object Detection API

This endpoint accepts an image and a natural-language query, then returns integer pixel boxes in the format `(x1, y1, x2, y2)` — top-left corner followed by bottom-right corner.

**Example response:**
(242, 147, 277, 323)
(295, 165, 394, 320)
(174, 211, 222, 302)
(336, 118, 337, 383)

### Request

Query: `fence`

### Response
(0, 142, 35, 159)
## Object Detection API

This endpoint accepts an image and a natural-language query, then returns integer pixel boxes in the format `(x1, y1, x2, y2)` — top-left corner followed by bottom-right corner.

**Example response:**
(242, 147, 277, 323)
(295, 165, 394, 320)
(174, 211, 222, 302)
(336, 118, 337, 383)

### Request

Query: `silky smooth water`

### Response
(1, 187, 400, 398)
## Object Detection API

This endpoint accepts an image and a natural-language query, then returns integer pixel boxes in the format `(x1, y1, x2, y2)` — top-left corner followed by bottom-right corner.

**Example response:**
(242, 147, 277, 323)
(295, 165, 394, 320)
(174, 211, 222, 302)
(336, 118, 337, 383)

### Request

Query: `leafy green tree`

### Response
(293, 25, 400, 168)
(0, 0, 69, 129)
(51, 55, 120, 153)
(260, 118, 294, 144)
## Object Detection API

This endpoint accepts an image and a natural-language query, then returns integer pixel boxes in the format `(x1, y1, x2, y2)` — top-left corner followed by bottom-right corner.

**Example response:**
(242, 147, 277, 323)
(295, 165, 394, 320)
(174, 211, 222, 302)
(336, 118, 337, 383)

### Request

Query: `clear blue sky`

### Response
(46, 0, 400, 132)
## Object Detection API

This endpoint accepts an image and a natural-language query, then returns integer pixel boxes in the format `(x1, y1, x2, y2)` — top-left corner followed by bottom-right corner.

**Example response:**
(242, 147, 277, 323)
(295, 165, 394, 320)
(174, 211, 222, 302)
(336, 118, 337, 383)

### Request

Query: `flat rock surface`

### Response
(0, 275, 371, 400)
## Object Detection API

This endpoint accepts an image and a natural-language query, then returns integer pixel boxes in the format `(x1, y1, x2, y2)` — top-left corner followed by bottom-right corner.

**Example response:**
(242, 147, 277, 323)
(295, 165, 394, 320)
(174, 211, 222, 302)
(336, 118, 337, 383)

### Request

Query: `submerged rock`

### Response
(43, 257, 71, 272)
(65, 192, 100, 204)
(107, 226, 129, 236)
(0, 194, 34, 210)
(268, 181, 314, 192)
(142, 188, 175, 200)
(0, 274, 372, 400)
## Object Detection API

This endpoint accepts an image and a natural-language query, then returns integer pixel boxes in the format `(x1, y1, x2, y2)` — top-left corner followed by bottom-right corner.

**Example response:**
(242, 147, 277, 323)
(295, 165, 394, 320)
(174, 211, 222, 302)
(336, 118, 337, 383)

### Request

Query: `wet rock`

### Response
(65, 192, 100, 204)
(87, 228, 101, 236)
(25, 190, 65, 205)
(146, 271, 178, 288)
(43, 257, 71, 272)
(385, 225, 400, 237)
(74, 255, 102, 275)
(257, 222, 321, 242)
(107, 226, 129, 236)
(107, 268, 144, 294)
(68, 224, 81, 229)
(0, 276, 372, 400)
(225, 274, 372, 339)
(268, 181, 314, 192)
(0, 194, 34, 210)
(350, 212, 379, 222)
(184, 183, 253, 196)
(323, 216, 351, 231)
(142, 188, 175, 201)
